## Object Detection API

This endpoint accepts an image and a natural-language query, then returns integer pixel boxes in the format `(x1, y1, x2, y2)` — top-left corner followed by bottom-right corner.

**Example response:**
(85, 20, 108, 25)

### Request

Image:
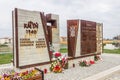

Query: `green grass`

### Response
(60, 48, 120, 54)
(0, 48, 120, 65)
(0, 44, 8, 47)
(0, 53, 13, 65)
(60, 48, 68, 53)
(103, 49, 120, 54)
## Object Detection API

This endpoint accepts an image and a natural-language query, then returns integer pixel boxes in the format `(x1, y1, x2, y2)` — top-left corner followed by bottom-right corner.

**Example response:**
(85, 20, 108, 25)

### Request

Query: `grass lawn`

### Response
(0, 53, 13, 65)
(60, 48, 120, 54)
(103, 49, 120, 54)
(60, 48, 68, 53)
(0, 48, 120, 65)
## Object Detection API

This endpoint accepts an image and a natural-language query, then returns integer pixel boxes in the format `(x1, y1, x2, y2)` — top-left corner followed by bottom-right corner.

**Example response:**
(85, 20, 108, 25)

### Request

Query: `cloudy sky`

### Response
(0, 0, 120, 39)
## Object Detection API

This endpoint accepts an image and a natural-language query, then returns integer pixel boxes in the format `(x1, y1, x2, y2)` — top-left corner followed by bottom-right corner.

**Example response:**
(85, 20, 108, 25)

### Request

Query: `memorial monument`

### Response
(67, 20, 103, 58)
(12, 8, 60, 68)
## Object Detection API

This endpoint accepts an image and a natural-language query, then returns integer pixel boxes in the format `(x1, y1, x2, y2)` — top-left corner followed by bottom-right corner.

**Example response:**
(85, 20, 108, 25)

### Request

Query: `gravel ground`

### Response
(0, 63, 14, 75)
(0, 53, 120, 80)
(100, 70, 120, 80)
(44, 53, 120, 80)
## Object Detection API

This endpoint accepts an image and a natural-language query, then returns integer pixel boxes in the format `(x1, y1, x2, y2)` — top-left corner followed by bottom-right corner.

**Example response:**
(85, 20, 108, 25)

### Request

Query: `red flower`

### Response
(54, 52, 61, 58)
(55, 65, 60, 70)
(52, 64, 62, 73)
(90, 60, 95, 64)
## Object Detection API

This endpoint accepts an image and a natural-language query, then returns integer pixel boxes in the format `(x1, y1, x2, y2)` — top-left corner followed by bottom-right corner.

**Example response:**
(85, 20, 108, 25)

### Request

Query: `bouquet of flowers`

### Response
(0, 68, 41, 80)
(50, 52, 68, 73)
(79, 59, 95, 67)
(0, 74, 12, 80)
(59, 55, 68, 69)
(50, 60, 62, 73)
(79, 60, 90, 67)
(19, 69, 39, 80)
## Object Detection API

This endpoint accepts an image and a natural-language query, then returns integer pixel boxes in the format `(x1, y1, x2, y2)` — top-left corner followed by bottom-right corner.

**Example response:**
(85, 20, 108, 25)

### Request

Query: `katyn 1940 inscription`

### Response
(12, 8, 50, 68)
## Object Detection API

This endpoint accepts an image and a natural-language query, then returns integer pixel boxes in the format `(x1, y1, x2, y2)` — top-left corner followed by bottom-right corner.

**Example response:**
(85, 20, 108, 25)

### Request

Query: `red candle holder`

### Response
(44, 68, 47, 74)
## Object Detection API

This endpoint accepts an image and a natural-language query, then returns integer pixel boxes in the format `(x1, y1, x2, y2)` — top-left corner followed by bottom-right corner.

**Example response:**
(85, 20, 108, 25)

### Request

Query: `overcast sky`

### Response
(0, 0, 120, 39)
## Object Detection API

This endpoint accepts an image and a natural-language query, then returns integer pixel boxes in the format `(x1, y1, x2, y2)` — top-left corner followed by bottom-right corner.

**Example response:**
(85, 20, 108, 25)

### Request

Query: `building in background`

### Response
(0, 37, 12, 44)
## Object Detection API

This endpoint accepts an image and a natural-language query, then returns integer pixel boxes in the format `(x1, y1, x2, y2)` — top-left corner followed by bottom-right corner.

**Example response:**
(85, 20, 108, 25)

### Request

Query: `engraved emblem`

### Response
(70, 26, 75, 37)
